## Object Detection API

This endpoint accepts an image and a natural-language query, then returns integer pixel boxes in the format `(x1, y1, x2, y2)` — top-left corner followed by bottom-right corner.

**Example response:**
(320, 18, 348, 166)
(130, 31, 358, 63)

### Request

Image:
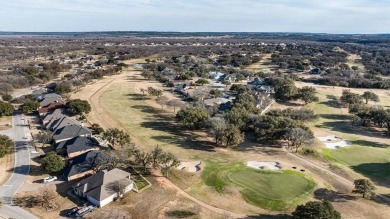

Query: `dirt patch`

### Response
(0, 152, 14, 185)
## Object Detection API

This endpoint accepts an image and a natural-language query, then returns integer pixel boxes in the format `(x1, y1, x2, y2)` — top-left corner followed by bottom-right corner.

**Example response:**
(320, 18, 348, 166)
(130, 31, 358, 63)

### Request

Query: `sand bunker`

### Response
(247, 161, 282, 170)
(317, 135, 351, 149)
(317, 135, 343, 142)
(177, 161, 202, 172)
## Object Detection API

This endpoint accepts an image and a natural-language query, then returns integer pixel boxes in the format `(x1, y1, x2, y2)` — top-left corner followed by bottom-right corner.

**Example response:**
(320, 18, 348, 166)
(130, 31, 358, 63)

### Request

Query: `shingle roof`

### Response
(55, 136, 100, 155)
(38, 102, 65, 115)
(48, 117, 77, 131)
(64, 151, 109, 179)
(39, 95, 63, 107)
(42, 108, 68, 122)
(74, 168, 133, 201)
(53, 124, 91, 142)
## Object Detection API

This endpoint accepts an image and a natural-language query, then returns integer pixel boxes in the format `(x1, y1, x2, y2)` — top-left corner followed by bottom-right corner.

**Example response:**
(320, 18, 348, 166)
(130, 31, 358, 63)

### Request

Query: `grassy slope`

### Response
(304, 86, 390, 181)
(202, 161, 315, 211)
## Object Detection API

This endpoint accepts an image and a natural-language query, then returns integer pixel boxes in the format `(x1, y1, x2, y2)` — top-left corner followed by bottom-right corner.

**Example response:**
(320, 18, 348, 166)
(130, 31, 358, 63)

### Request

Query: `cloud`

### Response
(0, 0, 389, 33)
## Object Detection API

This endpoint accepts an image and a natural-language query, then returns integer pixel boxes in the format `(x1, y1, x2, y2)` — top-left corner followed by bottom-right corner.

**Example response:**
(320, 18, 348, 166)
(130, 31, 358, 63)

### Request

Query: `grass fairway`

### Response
(203, 161, 315, 211)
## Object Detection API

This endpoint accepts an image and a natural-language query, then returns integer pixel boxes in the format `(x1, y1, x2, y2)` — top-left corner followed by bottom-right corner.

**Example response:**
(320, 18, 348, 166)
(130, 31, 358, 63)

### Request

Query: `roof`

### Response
(39, 96, 63, 108)
(38, 102, 65, 115)
(64, 151, 110, 178)
(204, 98, 231, 106)
(53, 124, 91, 142)
(55, 136, 100, 155)
(48, 116, 77, 131)
(74, 168, 133, 201)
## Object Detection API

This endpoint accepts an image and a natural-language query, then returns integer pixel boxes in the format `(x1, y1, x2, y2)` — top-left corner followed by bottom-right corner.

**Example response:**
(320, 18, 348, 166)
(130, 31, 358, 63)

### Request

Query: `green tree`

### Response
(353, 179, 376, 199)
(209, 89, 223, 98)
(0, 135, 13, 158)
(103, 128, 131, 149)
(141, 71, 153, 80)
(221, 125, 244, 148)
(20, 100, 40, 114)
(2, 94, 13, 102)
(297, 86, 319, 105)
(207, 117, 228, 145)
(41, 152, 65, 173)
(176, 106, 209, 129)
(292, 201, 341, 219)
(0, 101, 14, 117)
(160, 152, 180, 177)
(195, 78, 209, 85)
(150, 145, 163, 168)
(147, 87, 163, 97)
(340, 90, 363, 107)
(67, 99, 91, 115)
(91, 123, 104, 135)
(284, 128, 312, 152)
(273, 78, 298, 102)
(55, 82, 72, 95)
(362, 91, 379, 104)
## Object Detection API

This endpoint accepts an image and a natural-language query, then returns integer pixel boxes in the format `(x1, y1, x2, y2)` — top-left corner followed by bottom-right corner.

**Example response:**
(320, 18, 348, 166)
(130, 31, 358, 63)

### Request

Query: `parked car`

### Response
(75, 205, 95, 218)
(43, 176, 57, 183)
(65, 206, 82, 216)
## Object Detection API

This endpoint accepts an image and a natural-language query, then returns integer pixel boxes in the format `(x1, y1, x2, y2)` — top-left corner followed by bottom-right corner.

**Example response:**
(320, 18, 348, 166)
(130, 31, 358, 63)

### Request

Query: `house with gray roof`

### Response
(39, 93, 63, 108)
(73, 168, 134, 207)
(64, 150, 109, 181)
(53, 124, 91, 143)
(54, 136, 100, 158)
(47, 116, 77, 131)
(42, 108, 69, 125)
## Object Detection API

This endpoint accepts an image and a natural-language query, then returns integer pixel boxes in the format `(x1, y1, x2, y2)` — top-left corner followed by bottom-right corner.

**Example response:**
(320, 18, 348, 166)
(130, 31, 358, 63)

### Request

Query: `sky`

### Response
(0, 0, 389, 33)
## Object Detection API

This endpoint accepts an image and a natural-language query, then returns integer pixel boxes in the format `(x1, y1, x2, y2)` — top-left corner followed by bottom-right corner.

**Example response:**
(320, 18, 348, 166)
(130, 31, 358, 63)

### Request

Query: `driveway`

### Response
(0, 113, 38, 219)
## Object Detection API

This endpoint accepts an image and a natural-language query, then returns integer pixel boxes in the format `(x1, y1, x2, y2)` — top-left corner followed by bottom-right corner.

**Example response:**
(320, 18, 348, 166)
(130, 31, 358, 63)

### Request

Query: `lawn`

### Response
(302, 86, 390, 182)
(202, 161, 315, 211)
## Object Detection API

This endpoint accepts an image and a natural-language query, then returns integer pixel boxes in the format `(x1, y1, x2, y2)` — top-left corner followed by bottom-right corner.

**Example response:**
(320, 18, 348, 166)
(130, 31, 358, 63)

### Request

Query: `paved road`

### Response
(0, 113, 38, 219)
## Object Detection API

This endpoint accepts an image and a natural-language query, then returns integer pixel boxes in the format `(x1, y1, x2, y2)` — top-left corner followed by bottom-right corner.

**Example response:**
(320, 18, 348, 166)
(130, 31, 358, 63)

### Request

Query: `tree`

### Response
(133, 149, 152, 172)
(0, 135, 13, 158)
(0, 83, 14, 95)
(141, 71, 153, 80)
(297, 86, 319, 105)
(160, 152, 180, 177)
(102, 128, 131, 149)
(55, 82, 72, 95)
(147, 87, 162, 97)
(41, 152, 65, 173)
(67, 99, 91, 115)
(150, 145, 164, 168)
(221, 125, 244, 148)
(292, 201, 341, 219)
(167, 99, 184, 113)
(2, 94, 13, 102)
(91, 123, 104, 135)
(340, 90, 363, 107)
(176, 106, 209, 129)
(195, 78, 209, 85)
(284, 128, 312, 152)
(105, 178, 129, 199)
(208, 117, 228, 145)
(273, 78, 298, 102)
(362, 91, 379, 104)
(36, 187, 58, 210)
(209, 89, 223, 98)
(0, 101, 13, 117)
(156, 96, 169, 109)
(35, 131, 52, 147)
(20, 100, 40, 114)
(353, 179, 376, 199)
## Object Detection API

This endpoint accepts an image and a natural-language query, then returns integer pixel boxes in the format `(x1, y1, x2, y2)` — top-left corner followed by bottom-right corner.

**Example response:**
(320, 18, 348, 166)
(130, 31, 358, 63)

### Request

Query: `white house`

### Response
(73, 168, 134, 207)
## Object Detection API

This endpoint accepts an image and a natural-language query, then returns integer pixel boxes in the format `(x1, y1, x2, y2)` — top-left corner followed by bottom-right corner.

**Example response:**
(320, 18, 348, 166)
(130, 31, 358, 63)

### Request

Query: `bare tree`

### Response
(95, 208, 131, 219)
(36, 187, 58, 210)
(284, 128, 312, 152)
(167, 99, 185, 113)
(155, 96, 169, 109)
(35, 131, 52, 147)
(105, 178, 130, 199)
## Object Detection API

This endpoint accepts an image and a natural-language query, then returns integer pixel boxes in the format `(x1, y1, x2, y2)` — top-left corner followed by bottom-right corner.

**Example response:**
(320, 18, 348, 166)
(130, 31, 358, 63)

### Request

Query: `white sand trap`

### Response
(247, 161, 281, 170)
(324, 140, 351, 149)
(317, 135, 343, 142)
(177, 161, 202, 172)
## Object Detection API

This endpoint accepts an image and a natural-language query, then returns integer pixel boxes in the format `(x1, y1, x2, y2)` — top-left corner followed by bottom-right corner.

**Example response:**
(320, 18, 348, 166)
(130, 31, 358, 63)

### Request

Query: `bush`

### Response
(41, 152, 65, 173)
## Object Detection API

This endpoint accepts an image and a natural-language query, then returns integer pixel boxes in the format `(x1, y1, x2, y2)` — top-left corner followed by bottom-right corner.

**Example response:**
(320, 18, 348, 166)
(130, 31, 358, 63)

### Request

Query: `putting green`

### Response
(203, 162, 315, 211)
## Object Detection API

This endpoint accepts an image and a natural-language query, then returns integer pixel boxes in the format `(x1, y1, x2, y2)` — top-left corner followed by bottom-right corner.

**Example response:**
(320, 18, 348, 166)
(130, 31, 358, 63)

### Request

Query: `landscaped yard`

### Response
(202, 161, 315, 211)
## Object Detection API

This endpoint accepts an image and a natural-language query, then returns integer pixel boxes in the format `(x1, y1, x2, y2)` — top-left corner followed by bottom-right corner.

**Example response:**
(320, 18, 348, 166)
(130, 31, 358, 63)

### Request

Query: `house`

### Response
(52, 124, 92, 143)
(64, 151, 109, 181)
(248, 77, 265, 86)
(54, 136, 100, 158)
(220, 74, 237, 83)
(39, 94, 63, 108)
(73, 168, 134, 207)
(253, 85, 274, 94)
(42, 108, 69, 125)
(209, 71, 224, 80)
(38, 102, 65, 116)
(33, 88, 47, 100)
(309, 68, 321, 75)
(209, 82, 226, 90)
(47, 116, 77, 131)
